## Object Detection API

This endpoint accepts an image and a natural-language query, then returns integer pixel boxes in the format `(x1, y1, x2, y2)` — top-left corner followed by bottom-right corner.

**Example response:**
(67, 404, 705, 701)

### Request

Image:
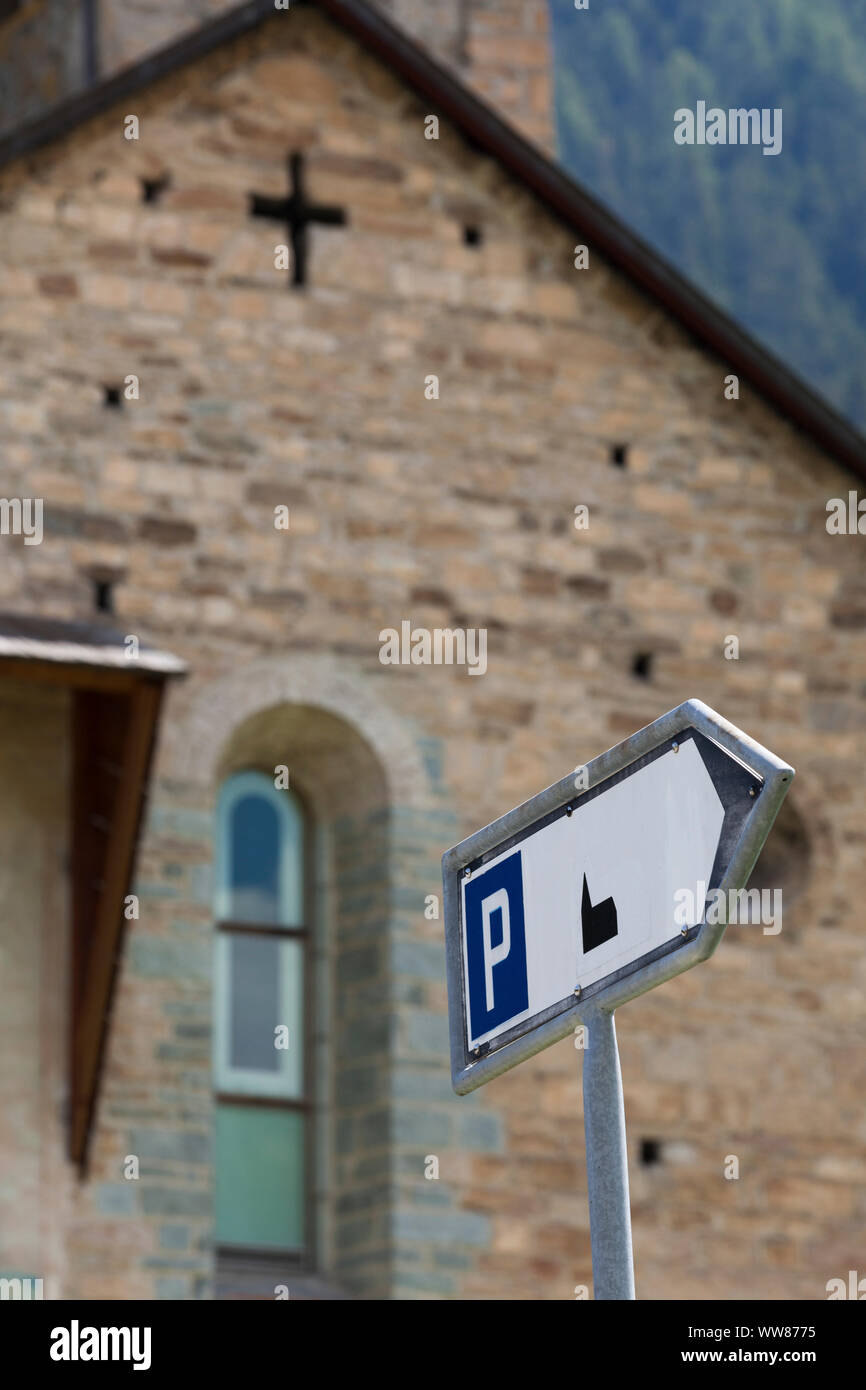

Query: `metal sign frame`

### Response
(443, 698, 795, 1095)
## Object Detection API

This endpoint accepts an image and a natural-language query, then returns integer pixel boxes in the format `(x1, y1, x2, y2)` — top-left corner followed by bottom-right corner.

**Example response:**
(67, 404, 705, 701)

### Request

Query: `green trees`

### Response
(550, 0, 866, 427)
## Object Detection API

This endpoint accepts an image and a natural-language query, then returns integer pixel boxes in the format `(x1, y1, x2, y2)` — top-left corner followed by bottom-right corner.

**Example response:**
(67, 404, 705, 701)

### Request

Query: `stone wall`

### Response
(97, 0, 236, 79)
(0, 0, 89, 136)
(0, 5, 863, 1298)
(377, 0, 555, 150)
(1, 1, 555, 153)
(0, 680, 72, 1298)
(64, 772, 214, 1300)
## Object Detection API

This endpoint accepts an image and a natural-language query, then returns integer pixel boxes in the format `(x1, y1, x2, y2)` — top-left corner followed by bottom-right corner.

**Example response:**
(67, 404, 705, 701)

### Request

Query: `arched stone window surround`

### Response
(171, 655, 449, 1296)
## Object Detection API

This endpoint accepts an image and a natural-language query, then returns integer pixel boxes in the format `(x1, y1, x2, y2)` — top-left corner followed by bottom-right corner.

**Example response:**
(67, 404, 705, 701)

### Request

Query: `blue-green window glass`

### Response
(215, 1105, 304, 1251)
(214, 771, 308, 1253)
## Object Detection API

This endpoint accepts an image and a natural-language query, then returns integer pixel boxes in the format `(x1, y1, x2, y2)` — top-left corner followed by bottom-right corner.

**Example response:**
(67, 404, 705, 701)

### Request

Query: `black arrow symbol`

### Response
(581, 873, 618, 953)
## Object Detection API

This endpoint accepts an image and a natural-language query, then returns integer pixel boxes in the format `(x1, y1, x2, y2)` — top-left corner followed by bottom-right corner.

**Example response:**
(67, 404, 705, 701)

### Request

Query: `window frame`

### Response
(214, 926, 305, 1098)
(213, 769, 316, 1265)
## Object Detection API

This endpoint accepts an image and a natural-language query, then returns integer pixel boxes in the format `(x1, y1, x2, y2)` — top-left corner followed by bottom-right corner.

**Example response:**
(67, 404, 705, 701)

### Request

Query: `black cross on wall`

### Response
(249, 152, 347, 289)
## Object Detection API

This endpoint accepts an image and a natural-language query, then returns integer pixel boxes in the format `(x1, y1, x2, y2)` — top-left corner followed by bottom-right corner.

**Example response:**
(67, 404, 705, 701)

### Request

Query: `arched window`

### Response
(214, 771, 310, 1257)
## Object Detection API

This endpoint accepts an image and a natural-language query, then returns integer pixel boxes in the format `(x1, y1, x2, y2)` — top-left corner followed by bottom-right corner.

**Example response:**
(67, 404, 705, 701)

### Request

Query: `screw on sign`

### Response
(442, 699, 794, 1300)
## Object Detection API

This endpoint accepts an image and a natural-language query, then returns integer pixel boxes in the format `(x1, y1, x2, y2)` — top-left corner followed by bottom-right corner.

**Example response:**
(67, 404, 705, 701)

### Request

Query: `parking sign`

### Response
(443, 698, 794, 1094)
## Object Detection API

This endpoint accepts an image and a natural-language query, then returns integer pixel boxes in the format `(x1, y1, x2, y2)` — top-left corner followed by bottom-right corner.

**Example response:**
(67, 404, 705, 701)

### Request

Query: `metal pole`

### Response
(582, 1006, 635, 1299)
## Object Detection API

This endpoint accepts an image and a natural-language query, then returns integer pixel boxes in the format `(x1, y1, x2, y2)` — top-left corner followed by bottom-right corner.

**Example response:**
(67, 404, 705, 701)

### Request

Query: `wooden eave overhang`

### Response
(0, 614, 187, 1168)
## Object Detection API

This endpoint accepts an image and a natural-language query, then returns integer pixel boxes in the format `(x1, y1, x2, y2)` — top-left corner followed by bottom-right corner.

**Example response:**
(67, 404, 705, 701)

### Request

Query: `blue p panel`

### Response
(464, 851, 528, 1042)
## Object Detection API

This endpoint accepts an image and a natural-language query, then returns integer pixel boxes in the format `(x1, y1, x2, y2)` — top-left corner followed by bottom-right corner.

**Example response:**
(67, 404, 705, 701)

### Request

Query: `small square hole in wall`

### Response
(611, 443, 628, 468)
(93, 578, 115, 614)
(632, 651, 653, 680)
(85, 565, 125, 614)
(640, 1138, 662, 1167)
(103, 384, 122, 409)
(463, 225, 483, 247)
(140, 174, 170, 204)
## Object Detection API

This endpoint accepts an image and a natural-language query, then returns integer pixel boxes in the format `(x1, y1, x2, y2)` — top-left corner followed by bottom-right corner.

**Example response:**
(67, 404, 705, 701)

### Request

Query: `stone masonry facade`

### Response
(0, 4, 864, 1298)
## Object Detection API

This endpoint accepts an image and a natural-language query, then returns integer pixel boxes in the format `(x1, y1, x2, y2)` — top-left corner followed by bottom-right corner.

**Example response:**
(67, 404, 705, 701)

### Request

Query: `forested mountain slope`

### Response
(550, 0, 866, 430)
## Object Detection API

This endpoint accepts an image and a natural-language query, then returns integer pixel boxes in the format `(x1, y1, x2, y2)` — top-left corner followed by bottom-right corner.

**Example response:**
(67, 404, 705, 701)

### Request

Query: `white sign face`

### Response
(461, 739, 723, 1050)
(443, 700, 795, 1093)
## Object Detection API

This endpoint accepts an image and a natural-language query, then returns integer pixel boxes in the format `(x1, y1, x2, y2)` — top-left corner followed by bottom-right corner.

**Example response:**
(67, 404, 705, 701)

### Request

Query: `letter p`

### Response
(481, 888, 510, 1011)
(464, 850, 528, 1043)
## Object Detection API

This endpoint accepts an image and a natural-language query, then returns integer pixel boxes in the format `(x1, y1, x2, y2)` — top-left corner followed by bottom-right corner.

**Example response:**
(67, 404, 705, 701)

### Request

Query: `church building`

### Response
(0, 0, 863, 1300)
